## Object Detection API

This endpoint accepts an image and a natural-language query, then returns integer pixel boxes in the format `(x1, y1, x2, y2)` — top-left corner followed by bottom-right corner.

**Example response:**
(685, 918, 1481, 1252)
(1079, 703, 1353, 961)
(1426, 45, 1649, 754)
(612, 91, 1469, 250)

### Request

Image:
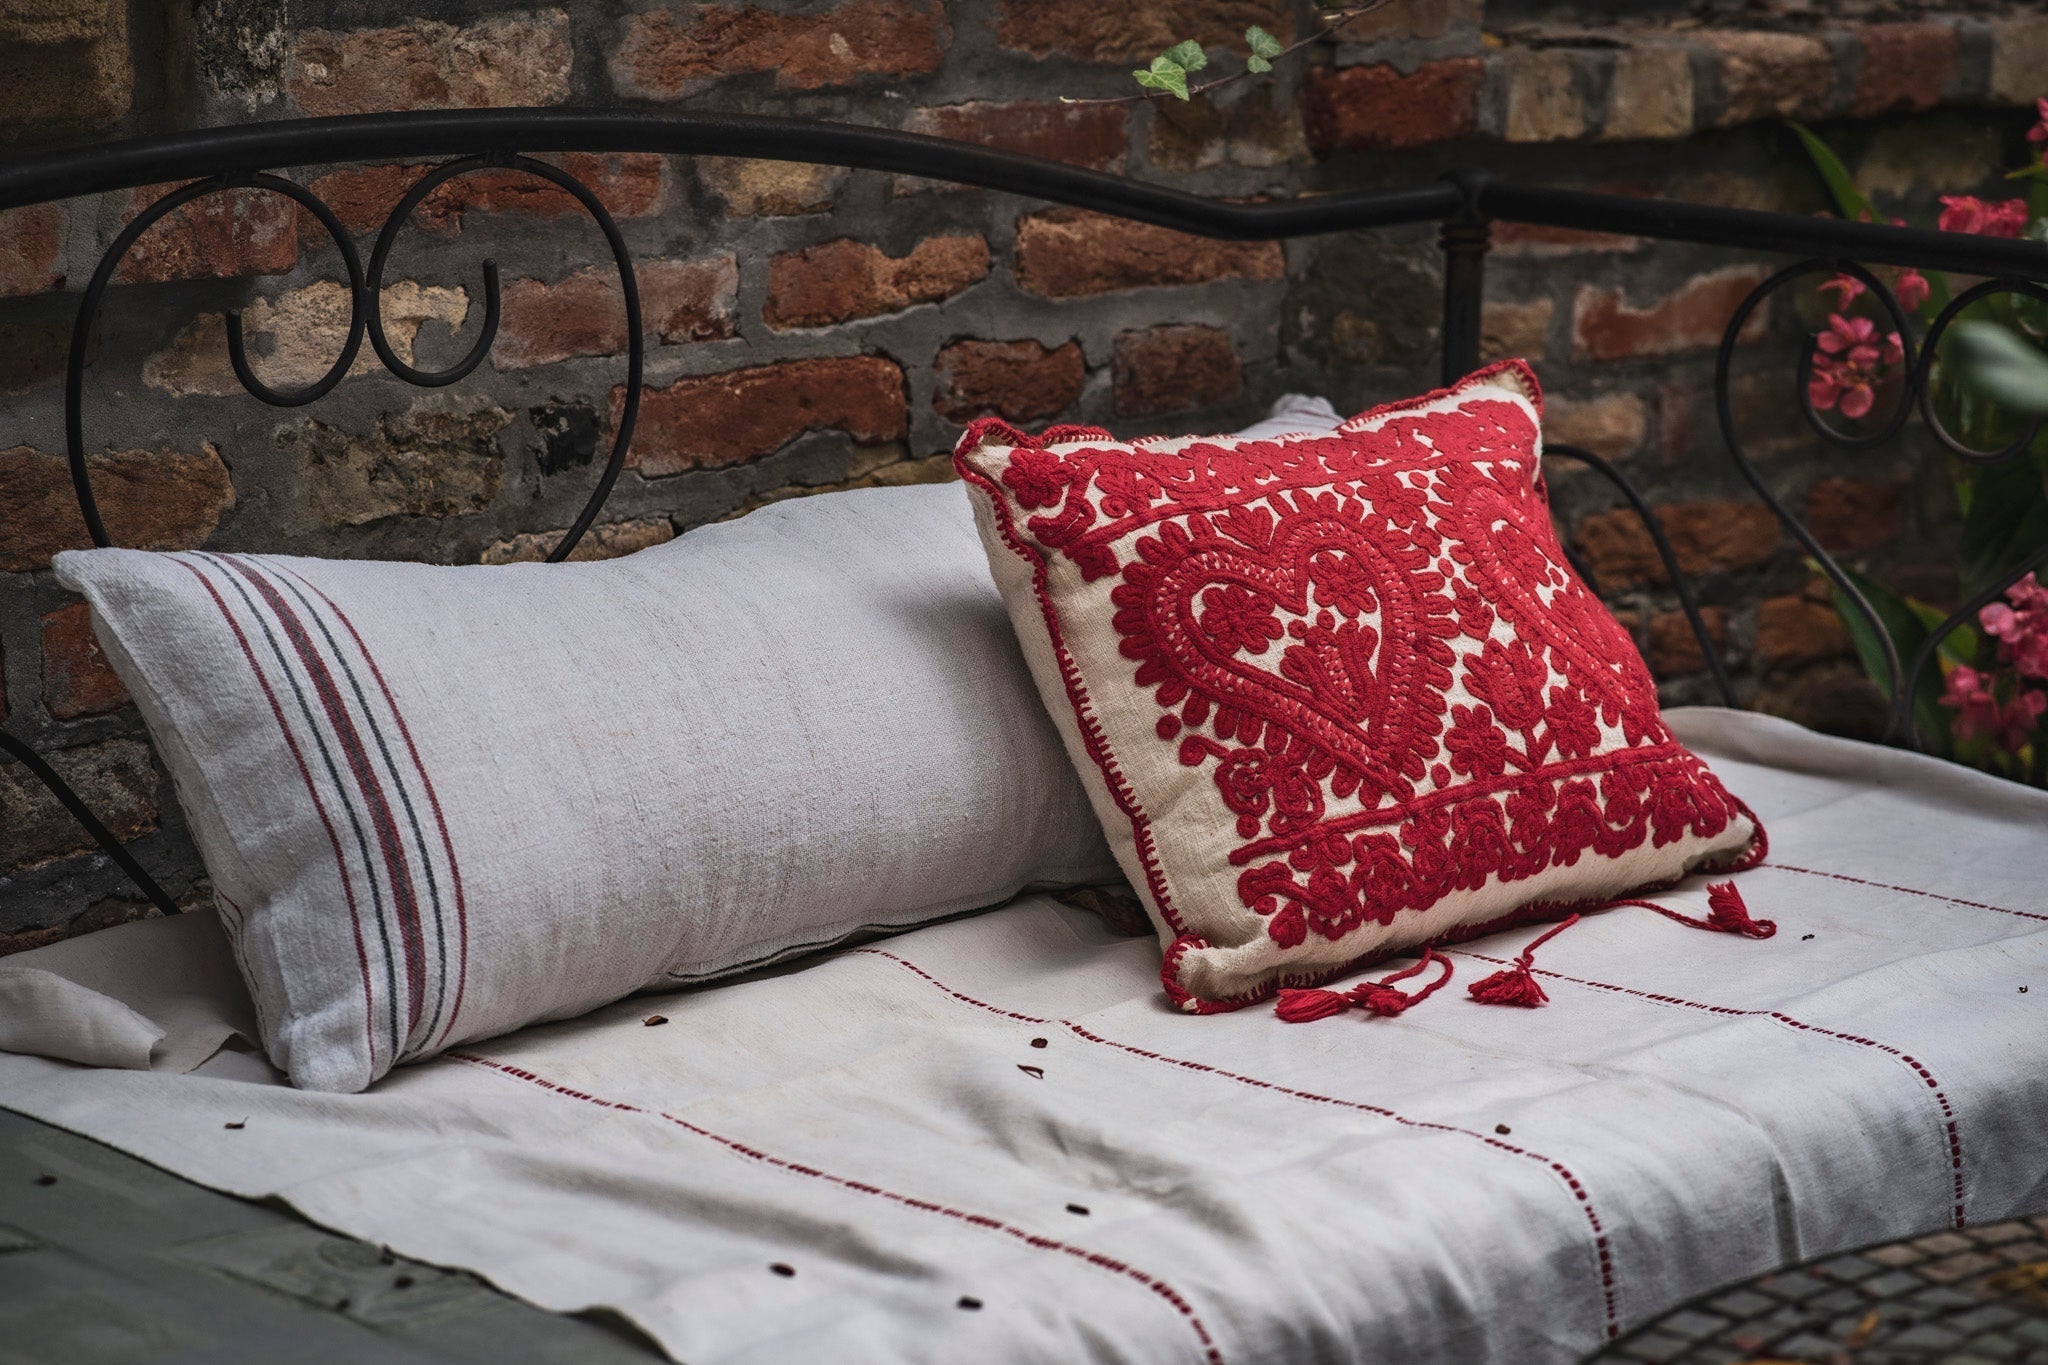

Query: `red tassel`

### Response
(1706, 881, 1776, 939)
(1468, 913, 1577, 1008)
(1351, 983, 1416, 1016)
(1275, 987, 1352, 1023)
(1467, 966, 1549, 1007)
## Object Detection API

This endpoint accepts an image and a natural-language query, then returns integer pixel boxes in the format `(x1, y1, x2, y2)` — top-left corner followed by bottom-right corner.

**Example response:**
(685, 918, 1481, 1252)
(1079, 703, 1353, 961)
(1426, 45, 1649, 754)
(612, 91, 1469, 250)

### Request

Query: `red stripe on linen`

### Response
(448, 1052, 1223, 1364)
(219, 556, 430, 1039)
(1772, 864, 2047, 924)
(279, 566, 472, 1051)
(172, 557, 380, 1066)
(1452, 949, 1969, 1229)
(850, 947, 1624, 1340)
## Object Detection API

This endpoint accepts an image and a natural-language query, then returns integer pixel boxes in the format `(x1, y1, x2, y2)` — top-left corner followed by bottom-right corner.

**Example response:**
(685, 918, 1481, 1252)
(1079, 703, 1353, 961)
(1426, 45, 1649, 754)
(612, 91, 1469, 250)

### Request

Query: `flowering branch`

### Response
(1060, 2, 1394, 108)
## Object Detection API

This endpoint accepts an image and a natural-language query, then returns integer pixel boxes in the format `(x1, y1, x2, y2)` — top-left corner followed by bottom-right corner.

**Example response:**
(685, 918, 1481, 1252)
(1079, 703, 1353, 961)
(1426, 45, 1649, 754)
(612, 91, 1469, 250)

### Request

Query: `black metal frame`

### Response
(5, 108, 2047, 918)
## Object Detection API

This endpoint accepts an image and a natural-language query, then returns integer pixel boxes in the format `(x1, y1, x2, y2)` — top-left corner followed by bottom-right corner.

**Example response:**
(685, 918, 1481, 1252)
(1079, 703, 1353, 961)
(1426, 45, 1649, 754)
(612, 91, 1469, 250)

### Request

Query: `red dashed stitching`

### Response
(1771, 864, 2047, 924)
(1448, 952, 1969, 1229)
(851, 948, 1624, 1340)
(448, 1051, 1223, 1363)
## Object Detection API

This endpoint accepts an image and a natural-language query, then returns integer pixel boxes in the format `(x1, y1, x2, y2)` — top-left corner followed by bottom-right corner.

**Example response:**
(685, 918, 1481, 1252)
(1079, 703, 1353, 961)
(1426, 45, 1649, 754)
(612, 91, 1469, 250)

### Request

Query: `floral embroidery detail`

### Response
(958, 362, 1761, 1005)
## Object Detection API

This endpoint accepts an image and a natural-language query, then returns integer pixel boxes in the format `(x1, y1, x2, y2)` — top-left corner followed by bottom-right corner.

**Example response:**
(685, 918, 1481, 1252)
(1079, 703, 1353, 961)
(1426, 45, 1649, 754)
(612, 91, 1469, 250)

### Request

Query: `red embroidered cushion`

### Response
(954, 361, 1764, 1011)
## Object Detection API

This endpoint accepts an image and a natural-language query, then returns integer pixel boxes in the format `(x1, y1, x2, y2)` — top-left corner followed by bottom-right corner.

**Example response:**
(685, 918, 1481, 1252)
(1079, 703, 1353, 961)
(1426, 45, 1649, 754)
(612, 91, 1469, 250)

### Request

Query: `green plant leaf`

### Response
(1785, 120, 1877, 224)
(1161, 39, 1208, 73)
(1246, 54, 1272, 73)
(1246, 25, 1284, 58)
(1821, 565, 1955, 750)
(1949, 320, 2048, 416)
(1133, 57, 1191, 99)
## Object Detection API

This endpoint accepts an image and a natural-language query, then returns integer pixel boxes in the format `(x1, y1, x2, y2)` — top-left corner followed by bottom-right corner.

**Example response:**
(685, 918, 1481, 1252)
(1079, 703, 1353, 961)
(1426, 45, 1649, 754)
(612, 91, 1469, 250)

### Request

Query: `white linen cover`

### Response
(2, 708, 2044, 1363)
(51, 481, 1122, 1093)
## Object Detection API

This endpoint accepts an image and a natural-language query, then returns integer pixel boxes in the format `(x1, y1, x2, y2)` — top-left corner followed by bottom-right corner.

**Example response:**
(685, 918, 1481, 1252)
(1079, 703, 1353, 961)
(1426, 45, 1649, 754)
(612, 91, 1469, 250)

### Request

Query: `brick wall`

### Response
(2, 0, 2043, 948)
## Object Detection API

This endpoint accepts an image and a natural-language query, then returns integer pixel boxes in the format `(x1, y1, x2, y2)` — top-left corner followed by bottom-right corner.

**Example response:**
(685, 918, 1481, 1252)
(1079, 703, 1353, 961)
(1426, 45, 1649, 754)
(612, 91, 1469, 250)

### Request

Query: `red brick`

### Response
(0, 204, 65, 297)
(1114, 325, 1241, 417)
(764, 236, 989, 331)
(904, 101, 1125, 171)
(0, 445, 235, 572)
(497, 255, 738, 369)
(1492, 223, 1641, 256)
(1572, 266, 1772, 362)
(611, 0, 947, 96)
(1014, 208, 1283, 299)
(993, 0, 1291, 62)
(1572, 500, 1781, 589)
(0, 927, 63, 958)
(1647, 606, 1729, 677)
(40, 602, 127, 721)
(117, 184, 298, 286)
(933, 339, 1086, 424)
(305, 154, 667, 241)
(289, 13, 572, 117)
(1702, 31, 1834, 127)
(1757, 592, 1851, 665)
(618, 357, 907, 477)
(1304, 59, 1483, 155)
(1805, 475, 1906, 555)
(1852, 23, 1958, 117)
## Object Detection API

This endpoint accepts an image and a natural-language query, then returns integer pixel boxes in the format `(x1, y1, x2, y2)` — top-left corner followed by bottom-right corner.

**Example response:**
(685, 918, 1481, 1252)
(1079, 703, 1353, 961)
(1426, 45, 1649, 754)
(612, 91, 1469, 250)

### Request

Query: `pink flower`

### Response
(1981, 572, 2048, 681)
(1808, 313, 1903, 420)
(1894, 268, 1930, 311)
(1937, 195, 2030, 238)
(2031, 97, 2048, 157)
(1819, 273, 1865, 307)
(1941, 663, 2048, 754)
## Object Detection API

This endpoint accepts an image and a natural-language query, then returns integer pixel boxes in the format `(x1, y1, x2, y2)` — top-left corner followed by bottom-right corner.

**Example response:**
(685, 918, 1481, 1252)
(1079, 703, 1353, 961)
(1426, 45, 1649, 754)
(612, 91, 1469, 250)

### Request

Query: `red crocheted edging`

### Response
(1337, 358, 1544, 430)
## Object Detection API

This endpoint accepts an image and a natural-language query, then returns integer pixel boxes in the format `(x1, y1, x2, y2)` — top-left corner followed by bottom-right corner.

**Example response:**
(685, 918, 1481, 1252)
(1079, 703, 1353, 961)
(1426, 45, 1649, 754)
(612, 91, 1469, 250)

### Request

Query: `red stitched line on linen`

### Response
(850, 947, 1623, 1340)
(172, 556, 381, 1068)
(1450, 949, 1968, 1229)
(447, 1051, 1223, 1363)
(1770, 864, 2046, 924)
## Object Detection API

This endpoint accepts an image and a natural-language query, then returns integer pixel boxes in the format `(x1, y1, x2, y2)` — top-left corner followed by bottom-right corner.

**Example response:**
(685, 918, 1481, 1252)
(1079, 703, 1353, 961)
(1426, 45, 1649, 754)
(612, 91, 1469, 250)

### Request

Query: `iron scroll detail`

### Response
(64, 153, 643, 565)
(1713, 260, 2048, 750)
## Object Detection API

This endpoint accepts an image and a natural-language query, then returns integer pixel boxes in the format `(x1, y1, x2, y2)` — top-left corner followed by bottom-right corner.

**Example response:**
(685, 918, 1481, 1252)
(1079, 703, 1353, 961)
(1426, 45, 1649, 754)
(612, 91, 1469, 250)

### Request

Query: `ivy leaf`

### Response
(1245, 25, 1282, 72)
(1132, 56, 1191, 100)
(1161, 39, 1208, 73)
(1784, 120, 1877, 225)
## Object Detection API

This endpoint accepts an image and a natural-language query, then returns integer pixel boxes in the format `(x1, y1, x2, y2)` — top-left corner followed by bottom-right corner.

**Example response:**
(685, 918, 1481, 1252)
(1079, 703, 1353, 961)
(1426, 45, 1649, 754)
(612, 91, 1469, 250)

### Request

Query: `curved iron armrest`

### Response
(3, 109, 2047, 917)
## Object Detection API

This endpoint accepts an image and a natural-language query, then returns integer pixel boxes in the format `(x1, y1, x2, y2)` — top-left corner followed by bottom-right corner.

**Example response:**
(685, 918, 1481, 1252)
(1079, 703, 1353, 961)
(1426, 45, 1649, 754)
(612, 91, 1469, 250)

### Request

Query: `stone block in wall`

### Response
(1148, 83, 1305, 172)
(1572, 267, 1773, 362)
(305, 154, 666, 239)
(1851, 23, 1958, 118)
(1304, 58, 1483, 154)
(481, 518, 676, 565)
(1572, 500, 1781, 589)
(1283, 238, 1436, 371)
(992, 0, 1292, 63)
(1013, 208, 1283, 299)
(289, 11, 571, 117)
(1113, 325, 1242, 418)
(906, 102, 1127, 173)
(1601, 44, 1694, 141)
(0, 0, 129, 136)
(610, 0, 947, 97)
(0, 205, 66, 297)
(1757, 591, 1852, 667)
(1546, 393, 1648, 461)
(764, 237, 988, 331)
(143, 281, 469, 397)
(1480, 299, 1552, 363)
(40, 602, 129, 721)
(620, 356, 906, 477)
(1989, 16, 2048, 106)
(932, 339, 1085, 425)
(697, 158, 846, 217)
(1342, 0, 1482, 45)
(1805, 474, 1908, 556)
(1647, 606, 1729, 678)
(0, 446, 235, 572)
(1701, 31, 1835, 127)
(117, 184, 299, 286)
(1, 738, 156, 873)
(1498, 48, 1586, 144)
(497, 256, 738, 369)
(292, 405, 512, 528)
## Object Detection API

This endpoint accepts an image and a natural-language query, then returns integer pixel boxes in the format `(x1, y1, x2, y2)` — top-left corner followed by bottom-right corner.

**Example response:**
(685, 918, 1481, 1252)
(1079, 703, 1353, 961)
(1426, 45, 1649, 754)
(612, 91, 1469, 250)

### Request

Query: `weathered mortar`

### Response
(0, 0, 2041, 944)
